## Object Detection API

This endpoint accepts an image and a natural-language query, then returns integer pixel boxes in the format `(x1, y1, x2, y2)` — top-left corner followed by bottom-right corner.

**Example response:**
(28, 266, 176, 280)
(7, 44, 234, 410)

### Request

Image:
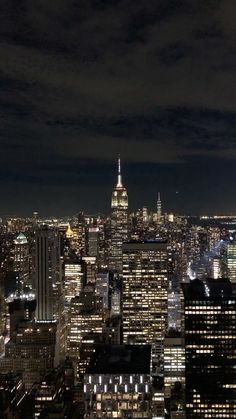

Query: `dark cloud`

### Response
(0, 0, 236, 215)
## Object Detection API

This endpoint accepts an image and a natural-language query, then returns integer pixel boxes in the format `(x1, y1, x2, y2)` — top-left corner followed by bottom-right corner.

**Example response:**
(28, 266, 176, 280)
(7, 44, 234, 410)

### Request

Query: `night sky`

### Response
(1, 0, 236, 216)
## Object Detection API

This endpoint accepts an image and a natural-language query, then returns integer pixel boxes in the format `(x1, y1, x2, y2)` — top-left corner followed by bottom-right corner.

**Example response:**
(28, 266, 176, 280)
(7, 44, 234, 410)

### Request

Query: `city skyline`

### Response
(0, 179, 236, 417)
(1, 2, 236, 417)
(1, 1, 236, 214)
(2, 155, 236, 217)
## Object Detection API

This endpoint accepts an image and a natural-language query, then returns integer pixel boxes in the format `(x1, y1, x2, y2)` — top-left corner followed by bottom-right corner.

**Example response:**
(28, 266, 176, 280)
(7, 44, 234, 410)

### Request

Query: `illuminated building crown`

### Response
(111, 157, 128, 208)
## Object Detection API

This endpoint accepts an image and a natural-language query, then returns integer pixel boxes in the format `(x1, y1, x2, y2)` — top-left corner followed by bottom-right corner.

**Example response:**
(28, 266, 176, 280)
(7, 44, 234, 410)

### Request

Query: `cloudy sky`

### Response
(1, 0, 236, 215)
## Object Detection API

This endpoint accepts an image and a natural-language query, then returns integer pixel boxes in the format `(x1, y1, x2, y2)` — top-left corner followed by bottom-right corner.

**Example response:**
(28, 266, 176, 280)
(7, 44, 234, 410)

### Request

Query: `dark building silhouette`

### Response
(182, 278, 236, 418)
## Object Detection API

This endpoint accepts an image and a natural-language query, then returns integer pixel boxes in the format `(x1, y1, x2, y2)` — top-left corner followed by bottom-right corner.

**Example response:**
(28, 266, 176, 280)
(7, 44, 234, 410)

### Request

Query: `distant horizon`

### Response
(2, 209, 236, 220)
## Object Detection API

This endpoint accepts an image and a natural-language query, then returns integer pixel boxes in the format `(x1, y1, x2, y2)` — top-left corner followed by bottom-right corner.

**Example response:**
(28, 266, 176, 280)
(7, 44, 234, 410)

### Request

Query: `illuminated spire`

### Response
(117, 155, 123, 187)
(157, 191, 162, 223)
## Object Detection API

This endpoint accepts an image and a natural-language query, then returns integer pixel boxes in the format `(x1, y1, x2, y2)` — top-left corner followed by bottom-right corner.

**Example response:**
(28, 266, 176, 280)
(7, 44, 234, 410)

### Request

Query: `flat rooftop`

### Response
(86, 344, 151, 374)
(123, 241, 167, 251)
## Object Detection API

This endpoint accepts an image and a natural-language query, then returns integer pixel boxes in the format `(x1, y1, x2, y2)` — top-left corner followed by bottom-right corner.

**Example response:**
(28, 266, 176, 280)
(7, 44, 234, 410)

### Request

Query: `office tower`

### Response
(211, 255, 221, 279)
(95, 272, 109, 310)
(168, 289, 182, 332)
(84, 345, 152, 418)
(182, 278, 236, 419)
(76, 211, 87, 256)
(164, 333, 185, 417)
(82, 256, 97, 284)
(35, 226, 62, 321)
(122, 241, 168, 372)
(97, 219, 107, 268)
(221, 240, 236, 283)
(0, 300, 58, 389)
(87, 227, 99, 257)
(111, 287, 121, 317)
(157, 191, 162, 224)
(13, 233, 30, 291)
(66, 285, 104, 374)
(142, 206, 149, 228)
(109, 157, 128, 274)
(64, 261, 83, 310)
(13, 233, 32, 294)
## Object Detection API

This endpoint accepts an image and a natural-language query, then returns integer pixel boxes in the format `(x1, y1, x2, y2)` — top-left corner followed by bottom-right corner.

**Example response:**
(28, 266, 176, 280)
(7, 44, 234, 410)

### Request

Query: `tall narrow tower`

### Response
(35, 226, 61, 321)
(109, 157, 128, 274)
(157, 192, 162, 224)
(13, 233, 30, 291)
(35, 226, 52, 321)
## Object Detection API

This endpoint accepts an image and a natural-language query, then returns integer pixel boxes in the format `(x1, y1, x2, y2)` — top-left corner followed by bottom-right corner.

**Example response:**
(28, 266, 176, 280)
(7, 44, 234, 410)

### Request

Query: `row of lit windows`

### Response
(84, 384, 149, 394)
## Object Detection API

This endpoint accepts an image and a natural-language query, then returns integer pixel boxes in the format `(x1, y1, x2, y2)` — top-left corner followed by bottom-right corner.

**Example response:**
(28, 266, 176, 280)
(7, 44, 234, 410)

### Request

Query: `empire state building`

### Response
(109, 157, 128, 274)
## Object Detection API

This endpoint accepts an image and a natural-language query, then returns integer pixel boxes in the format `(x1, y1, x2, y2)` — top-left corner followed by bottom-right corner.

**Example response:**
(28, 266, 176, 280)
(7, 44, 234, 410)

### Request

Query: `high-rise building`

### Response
(111, 288, 121, 317)
(66, 285, 104, 374)
(84, 345, 152, 418)
(167, 289, 182, 332)
(64, 261, 83, 311)
(157, 191, 162, 224)
(122, 241, 168, 372)
(13, 233, 30, 291)
(95, 272, 109, 310)
(182, 278, 236, 418)
(35, 226, 62, 321)
(221, 240, 236, 283)
(87, 227, 99, 257)
(0, 299, 59, 389)
(163, 333, 185, 398)
(109, 157, 128, 274)
(211, 255, 221, 279)
(82, 256, 97, 284)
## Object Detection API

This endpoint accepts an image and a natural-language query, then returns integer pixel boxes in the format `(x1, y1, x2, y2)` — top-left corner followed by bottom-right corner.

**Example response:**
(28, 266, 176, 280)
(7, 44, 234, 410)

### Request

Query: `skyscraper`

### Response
(157, 191, 162, 224)
(13, 233, 30, 291)
(64, 261, 83, 311)
(221, 240, 236, 283)
(87, 227, 99, 257)
(35, 226, 61, 321)
(122, 241, 168, 372)
(109, 157, 128, 274)
(182, 278, 236, 418)
(84, 345, 152, 418)
(67, 285, 104, 375)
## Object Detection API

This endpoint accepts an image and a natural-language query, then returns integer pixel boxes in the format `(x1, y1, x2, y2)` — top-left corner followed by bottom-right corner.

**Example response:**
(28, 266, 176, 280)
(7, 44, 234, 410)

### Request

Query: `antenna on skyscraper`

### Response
(117, 154, 122, 187)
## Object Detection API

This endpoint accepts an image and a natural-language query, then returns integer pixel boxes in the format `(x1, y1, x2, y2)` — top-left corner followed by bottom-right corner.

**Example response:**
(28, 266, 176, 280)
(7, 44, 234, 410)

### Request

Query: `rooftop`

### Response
(182, 278, 235, 300)
(86, 344, 151, 374)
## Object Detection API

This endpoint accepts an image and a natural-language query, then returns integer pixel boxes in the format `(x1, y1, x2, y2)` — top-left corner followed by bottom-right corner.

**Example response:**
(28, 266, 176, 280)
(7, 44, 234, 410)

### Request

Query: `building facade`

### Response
(183, 278, 236, 418)
(109, 158, 128, 274)
(122, 241, 168, 373)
